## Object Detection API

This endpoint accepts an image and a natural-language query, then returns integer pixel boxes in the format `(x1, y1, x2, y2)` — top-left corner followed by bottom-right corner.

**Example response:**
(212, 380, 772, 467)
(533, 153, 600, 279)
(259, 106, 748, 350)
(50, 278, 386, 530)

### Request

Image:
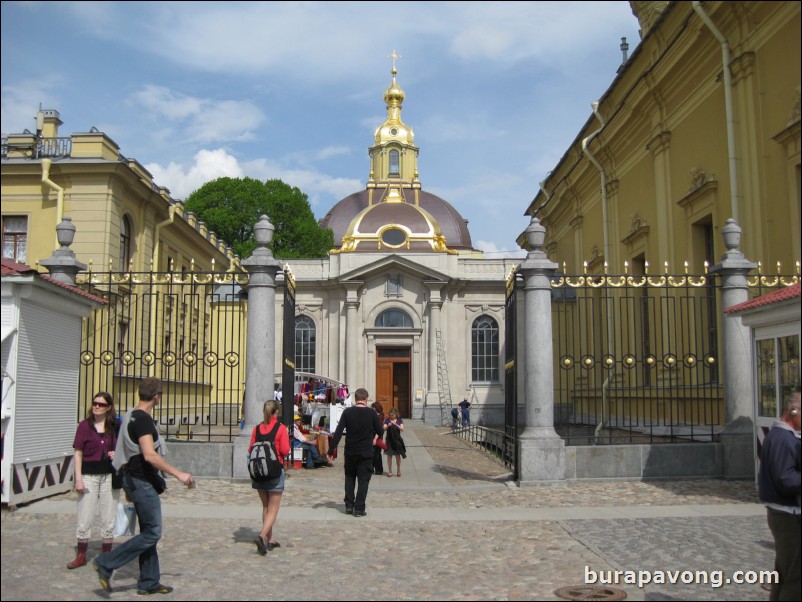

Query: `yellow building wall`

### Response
(532, 1, 800, 274)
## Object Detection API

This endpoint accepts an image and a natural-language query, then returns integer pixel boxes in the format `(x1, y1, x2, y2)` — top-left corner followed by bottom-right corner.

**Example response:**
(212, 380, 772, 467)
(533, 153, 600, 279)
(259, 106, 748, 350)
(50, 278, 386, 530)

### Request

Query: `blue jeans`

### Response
(94, 473, 162, 591)
(343, 454, 374, 513)
(461, 409, 470, 427)
(301, 442, 320, 467)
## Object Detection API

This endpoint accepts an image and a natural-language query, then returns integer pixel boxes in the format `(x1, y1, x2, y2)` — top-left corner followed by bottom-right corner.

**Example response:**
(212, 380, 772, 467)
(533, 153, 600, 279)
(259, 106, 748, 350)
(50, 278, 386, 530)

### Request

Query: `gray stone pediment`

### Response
(338, 254, 449, 283)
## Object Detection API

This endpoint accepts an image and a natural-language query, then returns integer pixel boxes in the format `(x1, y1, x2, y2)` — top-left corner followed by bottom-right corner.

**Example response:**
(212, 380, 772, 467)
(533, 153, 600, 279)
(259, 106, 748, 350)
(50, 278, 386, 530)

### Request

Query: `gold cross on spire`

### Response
(387, 49, 401, 74)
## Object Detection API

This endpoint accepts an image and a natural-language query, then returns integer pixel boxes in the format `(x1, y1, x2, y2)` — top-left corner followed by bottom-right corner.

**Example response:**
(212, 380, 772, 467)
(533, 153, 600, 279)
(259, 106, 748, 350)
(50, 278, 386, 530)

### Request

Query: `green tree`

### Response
(184, 177, 334, 259)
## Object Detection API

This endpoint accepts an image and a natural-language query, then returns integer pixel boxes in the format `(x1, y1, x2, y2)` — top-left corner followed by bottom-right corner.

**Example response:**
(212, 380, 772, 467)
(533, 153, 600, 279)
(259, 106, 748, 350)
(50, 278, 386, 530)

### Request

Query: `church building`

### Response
(279, 64, 520, 424)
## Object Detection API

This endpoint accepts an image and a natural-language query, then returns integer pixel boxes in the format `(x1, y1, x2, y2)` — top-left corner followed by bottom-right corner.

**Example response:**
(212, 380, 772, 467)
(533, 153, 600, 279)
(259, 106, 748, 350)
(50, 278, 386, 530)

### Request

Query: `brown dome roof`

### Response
(320, 187, 474, 252)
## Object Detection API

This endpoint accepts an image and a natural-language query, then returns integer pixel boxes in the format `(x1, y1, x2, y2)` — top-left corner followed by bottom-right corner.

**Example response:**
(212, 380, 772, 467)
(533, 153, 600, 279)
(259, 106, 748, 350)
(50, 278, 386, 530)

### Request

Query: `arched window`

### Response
(295, 315, 316, 373)
(375, 308, 412, 328)
(472, 315, 499, 382)
(388, 149, 400, 176)
(120, 215, 132, 270)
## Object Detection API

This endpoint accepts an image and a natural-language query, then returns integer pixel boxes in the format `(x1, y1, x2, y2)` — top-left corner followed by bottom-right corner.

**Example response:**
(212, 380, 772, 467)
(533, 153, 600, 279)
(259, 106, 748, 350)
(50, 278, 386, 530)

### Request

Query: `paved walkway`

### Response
(1, 421, 774, 601)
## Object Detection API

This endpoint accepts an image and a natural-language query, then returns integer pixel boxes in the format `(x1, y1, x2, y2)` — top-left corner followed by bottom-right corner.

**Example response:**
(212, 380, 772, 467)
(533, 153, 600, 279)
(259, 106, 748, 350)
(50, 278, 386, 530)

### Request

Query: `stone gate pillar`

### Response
(234, 215, 281, 478)
(710, 219, 757, 479)
(517, 217, 566, 485)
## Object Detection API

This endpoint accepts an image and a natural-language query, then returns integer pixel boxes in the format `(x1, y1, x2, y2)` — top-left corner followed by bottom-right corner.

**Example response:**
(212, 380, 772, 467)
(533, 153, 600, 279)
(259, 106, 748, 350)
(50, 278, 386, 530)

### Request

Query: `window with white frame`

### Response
(472, 315, 499, 382)
(2, 215, 28, 263)
(295, 315, 316, 373)
(375, 308, 412, 328)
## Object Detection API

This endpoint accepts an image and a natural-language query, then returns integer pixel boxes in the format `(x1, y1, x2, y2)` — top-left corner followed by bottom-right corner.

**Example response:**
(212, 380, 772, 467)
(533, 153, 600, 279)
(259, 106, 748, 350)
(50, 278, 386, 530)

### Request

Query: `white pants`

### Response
(75, 473, 119, 540)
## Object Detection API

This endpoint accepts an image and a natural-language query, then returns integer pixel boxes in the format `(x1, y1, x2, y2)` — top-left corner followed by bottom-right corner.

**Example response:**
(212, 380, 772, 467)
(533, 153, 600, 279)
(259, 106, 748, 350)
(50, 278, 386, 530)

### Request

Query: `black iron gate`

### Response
(551, 269, 721, 445)
(76, 269, 249, 442)
(503, 268, 519, 479)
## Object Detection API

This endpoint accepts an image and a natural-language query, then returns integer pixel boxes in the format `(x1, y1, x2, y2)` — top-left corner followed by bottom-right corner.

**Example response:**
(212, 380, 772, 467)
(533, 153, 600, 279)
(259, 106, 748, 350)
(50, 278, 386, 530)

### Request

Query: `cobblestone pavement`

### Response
(1, 421, 773, 601)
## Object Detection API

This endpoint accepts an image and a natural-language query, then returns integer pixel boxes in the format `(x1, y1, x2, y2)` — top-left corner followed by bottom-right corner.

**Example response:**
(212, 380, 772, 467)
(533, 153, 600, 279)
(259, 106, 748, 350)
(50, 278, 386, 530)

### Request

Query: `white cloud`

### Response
(146, 149, 244, 199)
(447, 2, 637, 65)
(0, 77, 62, 135)
(131, 85, 203, 120)
(285, 145, 353, 166)
(242, 158, 362, 211)
(145, 148, 362, 211)
(52, 2, 636, 84)
(130, 85, 265, 144)
(315, 146, 351, 161)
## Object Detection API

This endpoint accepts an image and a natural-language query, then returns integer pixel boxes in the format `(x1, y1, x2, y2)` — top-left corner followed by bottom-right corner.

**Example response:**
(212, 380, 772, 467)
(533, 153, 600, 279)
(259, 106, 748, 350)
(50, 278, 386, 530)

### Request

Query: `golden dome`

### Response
(384, 67, 405, 105)
(374, 66, 414, 145)
(335, 191, 454, 254)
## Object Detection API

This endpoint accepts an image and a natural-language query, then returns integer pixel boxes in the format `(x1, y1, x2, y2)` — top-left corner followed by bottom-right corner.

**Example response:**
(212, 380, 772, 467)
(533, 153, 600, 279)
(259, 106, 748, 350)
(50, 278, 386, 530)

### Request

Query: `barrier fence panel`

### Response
(76, 269, 249, 442)
(551, 270, 721, 445)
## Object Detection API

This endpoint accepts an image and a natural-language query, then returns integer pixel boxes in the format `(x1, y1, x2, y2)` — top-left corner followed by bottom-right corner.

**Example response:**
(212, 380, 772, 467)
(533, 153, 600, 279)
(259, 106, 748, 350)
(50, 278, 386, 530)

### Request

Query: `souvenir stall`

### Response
(275, 372, 350, 467)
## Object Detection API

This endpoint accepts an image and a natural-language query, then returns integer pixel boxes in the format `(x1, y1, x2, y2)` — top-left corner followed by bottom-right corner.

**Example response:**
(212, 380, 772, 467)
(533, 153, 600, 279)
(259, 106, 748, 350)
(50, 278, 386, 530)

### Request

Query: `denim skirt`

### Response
(251, 469, 285, 493)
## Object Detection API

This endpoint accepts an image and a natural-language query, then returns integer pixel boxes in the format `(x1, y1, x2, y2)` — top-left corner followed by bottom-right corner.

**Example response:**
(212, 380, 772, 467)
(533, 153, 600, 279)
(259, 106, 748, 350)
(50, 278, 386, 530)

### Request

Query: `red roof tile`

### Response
(1, 258, 106, 305)
(726, 282, 800, 313)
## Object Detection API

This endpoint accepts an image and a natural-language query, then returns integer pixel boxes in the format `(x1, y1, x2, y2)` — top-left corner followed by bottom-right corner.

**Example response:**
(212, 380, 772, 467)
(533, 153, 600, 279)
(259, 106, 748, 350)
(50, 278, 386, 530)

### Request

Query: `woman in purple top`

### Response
(67, 392, 119, 569)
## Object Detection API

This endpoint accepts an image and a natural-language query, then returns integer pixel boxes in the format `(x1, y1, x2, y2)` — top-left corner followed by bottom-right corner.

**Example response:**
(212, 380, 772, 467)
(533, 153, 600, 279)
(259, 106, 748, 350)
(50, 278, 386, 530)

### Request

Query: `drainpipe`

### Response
(152, 204, 177, 270)
(581, 102, 610, 263)
(538, 180, 551, 205)
(41, 158, 64, 247)
(148, 204, 177, 376)
(581, 102, 613, 442)
(692, 1, 739, 223)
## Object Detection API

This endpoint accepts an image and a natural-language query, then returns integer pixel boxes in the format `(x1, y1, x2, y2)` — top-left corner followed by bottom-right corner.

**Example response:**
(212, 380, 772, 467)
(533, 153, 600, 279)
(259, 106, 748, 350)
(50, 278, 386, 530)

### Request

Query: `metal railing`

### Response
(550, 267, 799, 445)
(75, 269, 249, 442)
(452, 425, 516, 474)
(1, 136, 72, 159)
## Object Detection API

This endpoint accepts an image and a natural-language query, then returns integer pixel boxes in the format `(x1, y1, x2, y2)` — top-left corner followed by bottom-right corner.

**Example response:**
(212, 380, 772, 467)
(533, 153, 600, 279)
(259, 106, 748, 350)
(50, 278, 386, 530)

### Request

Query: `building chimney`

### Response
(620, 37, 630, 63)
(37, 109, 62, 138)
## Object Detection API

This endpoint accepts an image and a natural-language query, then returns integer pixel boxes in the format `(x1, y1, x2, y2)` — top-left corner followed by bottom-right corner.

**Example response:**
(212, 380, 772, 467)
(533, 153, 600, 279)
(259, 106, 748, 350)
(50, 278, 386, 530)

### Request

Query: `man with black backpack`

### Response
(326, 388, 384, 517)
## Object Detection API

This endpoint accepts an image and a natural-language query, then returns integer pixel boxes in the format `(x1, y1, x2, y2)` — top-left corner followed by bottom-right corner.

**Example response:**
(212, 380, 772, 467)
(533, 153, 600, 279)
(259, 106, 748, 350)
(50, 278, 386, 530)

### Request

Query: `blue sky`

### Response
(2, 1, 641, 257)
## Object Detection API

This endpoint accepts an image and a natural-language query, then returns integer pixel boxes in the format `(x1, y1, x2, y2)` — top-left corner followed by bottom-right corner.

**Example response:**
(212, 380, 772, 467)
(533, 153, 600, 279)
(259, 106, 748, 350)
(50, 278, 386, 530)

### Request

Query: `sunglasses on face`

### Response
(92, 401, 110, 408)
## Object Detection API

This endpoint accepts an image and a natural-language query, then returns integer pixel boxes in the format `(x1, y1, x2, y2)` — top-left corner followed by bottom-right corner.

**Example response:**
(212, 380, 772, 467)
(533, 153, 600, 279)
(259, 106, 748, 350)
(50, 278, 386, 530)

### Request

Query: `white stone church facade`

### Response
(274, 66, 520, 424)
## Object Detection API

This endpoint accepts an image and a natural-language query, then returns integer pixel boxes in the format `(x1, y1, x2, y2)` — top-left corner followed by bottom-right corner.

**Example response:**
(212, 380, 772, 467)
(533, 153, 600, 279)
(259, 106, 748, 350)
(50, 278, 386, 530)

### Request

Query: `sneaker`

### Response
(353, 510, 367, 517)
(93, 560, 112, 592)
(254, 536, 267, 556)
(137, 583, 174, 595)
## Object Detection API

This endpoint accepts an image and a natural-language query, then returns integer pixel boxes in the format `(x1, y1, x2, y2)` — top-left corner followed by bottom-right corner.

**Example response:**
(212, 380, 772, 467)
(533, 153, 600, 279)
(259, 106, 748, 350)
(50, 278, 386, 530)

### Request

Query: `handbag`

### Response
(114, 501, 137, 537)
(374, 435, 388, 451)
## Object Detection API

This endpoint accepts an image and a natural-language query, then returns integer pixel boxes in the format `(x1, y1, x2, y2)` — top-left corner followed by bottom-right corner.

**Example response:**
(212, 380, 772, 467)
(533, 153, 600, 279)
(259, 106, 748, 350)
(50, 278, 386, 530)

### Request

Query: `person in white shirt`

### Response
(292, 414, 327, 469)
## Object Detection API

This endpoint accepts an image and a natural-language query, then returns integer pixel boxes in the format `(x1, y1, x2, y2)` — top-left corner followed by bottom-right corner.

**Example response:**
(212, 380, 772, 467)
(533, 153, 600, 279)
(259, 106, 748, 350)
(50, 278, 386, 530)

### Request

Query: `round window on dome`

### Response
(390, 128, 398, 136)
(381, 228, 407, 247)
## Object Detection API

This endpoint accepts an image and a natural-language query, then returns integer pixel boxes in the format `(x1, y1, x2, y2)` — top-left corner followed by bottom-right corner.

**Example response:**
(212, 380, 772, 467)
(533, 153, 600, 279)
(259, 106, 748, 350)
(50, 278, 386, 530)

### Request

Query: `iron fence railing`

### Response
(452, 425, 516, 474)
(75, 269, 249, 442)
(1, 136, 72, 159)
(550, 268, 798, 445)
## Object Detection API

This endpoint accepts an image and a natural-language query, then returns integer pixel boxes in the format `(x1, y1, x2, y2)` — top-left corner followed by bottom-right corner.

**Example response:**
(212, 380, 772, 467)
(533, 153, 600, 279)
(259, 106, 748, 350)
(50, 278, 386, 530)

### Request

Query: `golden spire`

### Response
(384, 50, 405, 107)
(374, 51, 414, 150)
